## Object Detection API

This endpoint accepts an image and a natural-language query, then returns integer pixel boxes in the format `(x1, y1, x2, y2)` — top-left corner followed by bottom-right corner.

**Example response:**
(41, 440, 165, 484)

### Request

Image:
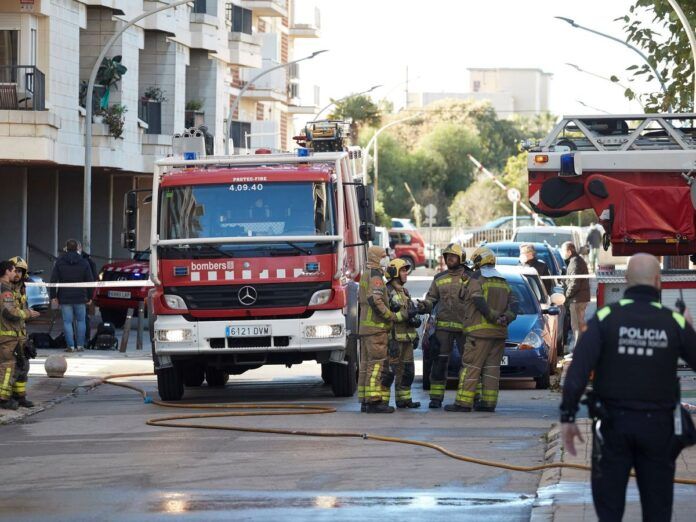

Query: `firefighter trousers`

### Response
(0, 340, 17, 401)
(362, 332, 392, 404)
(429, 329, 465, 401)
(12, 346, 29, 398)
(387, 339, 416, 405)
(454, 336, 504, 409)
(358, 337, 367, 403)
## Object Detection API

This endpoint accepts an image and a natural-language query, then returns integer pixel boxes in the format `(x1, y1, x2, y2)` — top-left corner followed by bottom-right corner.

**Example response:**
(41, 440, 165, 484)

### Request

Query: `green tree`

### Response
(328, 94, 381, 144)
(619, 1, 695, 112)
(448, 179, 504, 227)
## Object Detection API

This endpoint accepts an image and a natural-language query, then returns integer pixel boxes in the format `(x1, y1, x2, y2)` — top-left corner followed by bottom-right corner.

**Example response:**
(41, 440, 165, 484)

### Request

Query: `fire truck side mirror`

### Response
(356, 184, 375, 225)
(359, 223, 375, 243)
(121, 190, 138, 251)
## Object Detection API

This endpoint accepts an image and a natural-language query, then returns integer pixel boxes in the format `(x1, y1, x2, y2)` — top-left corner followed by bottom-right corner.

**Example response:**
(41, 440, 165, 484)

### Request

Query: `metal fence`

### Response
(417, 227, 513, 249)
(0, 65, 45, 111)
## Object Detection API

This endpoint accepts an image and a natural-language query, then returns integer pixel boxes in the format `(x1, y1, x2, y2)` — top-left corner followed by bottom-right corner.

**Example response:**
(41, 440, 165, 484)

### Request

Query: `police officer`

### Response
(9, 256, 39, 408)
(446, 246, 517, 412)
(417, 243, 470, 408)
(561, 253, 696, 522)
(0, 260, 25, 410)
(385, 258, 421, 409)
(358, 246, 404, 414)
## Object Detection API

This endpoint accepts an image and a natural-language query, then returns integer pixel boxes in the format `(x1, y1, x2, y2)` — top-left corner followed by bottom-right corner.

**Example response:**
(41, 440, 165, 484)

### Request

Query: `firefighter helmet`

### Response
(471, 246, 496, 268)
(442, 243, 464, 261)
(9, 256, 28, 272)
(386, 258, 411, 280)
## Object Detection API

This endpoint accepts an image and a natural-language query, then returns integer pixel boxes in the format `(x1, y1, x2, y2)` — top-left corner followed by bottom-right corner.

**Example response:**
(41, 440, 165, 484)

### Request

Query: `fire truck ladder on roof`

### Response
(538, 113, 696, 152)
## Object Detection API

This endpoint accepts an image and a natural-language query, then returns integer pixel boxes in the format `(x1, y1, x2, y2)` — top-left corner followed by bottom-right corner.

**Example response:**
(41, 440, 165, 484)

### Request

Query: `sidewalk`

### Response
(532, 371, 696, 521)
(0, 342, 153, 425)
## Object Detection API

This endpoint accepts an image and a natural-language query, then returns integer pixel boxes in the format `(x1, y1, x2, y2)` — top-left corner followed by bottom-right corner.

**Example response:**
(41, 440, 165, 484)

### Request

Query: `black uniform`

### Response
(561, 285, 696, 522)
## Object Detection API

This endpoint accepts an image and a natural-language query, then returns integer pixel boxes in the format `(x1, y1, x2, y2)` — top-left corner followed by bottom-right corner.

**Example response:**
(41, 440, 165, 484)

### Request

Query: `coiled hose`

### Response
(100, 373, 696, 485)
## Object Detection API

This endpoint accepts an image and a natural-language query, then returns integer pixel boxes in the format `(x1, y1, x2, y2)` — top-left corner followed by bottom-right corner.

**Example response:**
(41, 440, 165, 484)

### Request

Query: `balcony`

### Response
(288, 85, 320, 115)
(290, 7, 321, 38)
(190, 1, 219, 52)
(226, 31, 262, 68)
(239, 0, 287, 18)
(0, 66, 45, 111)
(241, 60, 287, 103)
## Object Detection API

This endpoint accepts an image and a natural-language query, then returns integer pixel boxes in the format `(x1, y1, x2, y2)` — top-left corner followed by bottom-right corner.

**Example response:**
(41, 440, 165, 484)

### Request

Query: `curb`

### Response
(0, 377, 103, 426)
(530, 356, 573, 521)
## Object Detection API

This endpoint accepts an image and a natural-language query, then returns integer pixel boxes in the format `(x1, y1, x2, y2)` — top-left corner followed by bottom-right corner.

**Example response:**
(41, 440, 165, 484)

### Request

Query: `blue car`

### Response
(421, 266, 561, 390)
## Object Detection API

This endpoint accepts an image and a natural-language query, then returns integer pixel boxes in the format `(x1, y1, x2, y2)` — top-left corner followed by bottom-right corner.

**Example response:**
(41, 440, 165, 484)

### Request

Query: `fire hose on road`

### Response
(98, 372, 696, 486)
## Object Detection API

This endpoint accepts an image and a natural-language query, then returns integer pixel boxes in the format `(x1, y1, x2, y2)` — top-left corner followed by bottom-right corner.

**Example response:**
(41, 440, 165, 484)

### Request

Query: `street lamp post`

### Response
(83, 0, 193, 253)
(555, 16, 670, 103)
(362, 113, 422, 193)
(666, 0, 696, 107)
(224, 49, 328, 154)
(313, 84, 382, 122)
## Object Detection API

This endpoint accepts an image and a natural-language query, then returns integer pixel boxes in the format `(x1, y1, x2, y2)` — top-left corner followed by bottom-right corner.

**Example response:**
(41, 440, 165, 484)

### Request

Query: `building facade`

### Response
(408, 67, 552, 117)
(0, 0, 319, 273)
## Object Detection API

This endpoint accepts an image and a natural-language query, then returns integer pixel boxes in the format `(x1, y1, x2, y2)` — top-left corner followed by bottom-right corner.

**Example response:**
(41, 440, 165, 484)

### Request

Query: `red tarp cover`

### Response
(616, 185, 695, 241)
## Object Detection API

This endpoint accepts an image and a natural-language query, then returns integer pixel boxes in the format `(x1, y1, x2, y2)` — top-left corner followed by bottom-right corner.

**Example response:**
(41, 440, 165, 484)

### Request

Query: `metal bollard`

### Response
(119, 308, 134, 353)
(136, 301, 144, 350)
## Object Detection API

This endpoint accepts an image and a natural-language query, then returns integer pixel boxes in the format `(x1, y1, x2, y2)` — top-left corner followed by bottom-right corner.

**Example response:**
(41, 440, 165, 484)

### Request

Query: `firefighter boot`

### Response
(396, 400, 421, 409)
(14, 396, 34, 408)
(429, 399, 442, 409)
(366, 402, 395, 414)
(444, 403, 472, 412)
(473, 403, 495, 412)
(361, 403, 367, 413)
(0, 398, 19, 410)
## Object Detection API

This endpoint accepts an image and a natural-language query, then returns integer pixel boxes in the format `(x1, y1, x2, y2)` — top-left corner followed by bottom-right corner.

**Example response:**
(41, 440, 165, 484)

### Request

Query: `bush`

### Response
(100, 104, 127, 139)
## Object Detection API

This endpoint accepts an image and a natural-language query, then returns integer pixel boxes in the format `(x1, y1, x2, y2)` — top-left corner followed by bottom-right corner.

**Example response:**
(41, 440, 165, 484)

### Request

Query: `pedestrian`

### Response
(8, 256, 40, 408)
(561, 253, 696, 522)
(586, 223, 603, 273)
(385, 258, 421, 409)
(50, 239, 94, 352)
(76, 241, 97, 341)
(519, 243, 554, 295)
(0, 260, 24, 410)
(358, 246, 402, 413)
(446, 246, 517, 412)
(417, 243, 471, 409)
(560, 241, 590, 349)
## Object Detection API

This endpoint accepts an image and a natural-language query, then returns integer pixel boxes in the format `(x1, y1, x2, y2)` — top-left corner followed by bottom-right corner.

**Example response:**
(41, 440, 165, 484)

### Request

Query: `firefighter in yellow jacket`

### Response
(446, 246, 517, 412)
(358, 246, 404, 413)
(385, 258, 421, 409)
(9, 256, 39, 408)
(417, 243, 471, 408)
(0, 260, 26, 410)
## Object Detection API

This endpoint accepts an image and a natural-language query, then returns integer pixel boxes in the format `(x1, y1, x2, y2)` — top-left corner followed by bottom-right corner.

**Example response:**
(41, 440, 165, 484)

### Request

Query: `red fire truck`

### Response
(527, 113, 696, 309)
(124, 122, 374, 400)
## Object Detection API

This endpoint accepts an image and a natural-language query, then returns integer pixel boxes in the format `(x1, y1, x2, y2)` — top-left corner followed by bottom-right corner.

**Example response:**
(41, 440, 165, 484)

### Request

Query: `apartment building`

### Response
(0, 0, 320, 274)
(408, 67, 552, 117)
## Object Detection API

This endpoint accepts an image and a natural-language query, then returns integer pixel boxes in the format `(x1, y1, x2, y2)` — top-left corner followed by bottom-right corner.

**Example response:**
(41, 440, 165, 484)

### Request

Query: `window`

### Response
(229, 121, 251, 150)
(0, 30, 18, 82)
(473, 80, 481, 93)
(228, 4, 253, 34)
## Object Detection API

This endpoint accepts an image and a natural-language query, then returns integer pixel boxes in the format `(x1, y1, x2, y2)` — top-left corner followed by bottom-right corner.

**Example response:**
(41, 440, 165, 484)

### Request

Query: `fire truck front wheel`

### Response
(206, 368, 229, 387)
(330, 338, 358, 397)
(157, 366, 184, 401)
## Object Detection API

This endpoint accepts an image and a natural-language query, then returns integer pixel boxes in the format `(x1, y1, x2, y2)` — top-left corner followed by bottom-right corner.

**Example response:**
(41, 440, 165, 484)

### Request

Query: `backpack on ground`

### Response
(87, 322, 118, 350)
(28, 332, 55, 349)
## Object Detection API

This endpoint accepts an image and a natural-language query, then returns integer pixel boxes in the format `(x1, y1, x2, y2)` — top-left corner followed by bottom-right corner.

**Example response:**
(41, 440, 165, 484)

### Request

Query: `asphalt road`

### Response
(0, 271, 562, 521)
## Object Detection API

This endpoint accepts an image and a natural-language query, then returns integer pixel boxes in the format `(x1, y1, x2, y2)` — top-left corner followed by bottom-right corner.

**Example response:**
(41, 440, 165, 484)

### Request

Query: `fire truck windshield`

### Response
(159, 181, 336, 257)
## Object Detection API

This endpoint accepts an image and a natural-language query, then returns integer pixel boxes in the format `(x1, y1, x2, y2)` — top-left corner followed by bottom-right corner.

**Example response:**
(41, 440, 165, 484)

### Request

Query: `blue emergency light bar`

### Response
(560, 153, 576, 176)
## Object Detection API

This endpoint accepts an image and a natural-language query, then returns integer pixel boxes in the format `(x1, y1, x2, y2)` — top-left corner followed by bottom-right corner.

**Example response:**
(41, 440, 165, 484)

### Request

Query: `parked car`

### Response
(512, 226, 586, 252)
(26, 272, 50, 311)
(389, 229, 427, 268)
(486, 241, 564, 276)
(452, 215, 557, 247)
(93, 251, 150, 327)
(391, 217, 416, 230)
(421, 265, 563, 390)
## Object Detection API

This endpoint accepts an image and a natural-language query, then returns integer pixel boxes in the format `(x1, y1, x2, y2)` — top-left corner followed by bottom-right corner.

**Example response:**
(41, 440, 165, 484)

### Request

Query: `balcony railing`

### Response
(0, 65, 45, 111)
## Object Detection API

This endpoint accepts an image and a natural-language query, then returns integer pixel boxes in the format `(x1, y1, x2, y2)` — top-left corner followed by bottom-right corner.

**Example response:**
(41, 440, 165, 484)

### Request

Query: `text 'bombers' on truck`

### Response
(123, 121, 376, 400)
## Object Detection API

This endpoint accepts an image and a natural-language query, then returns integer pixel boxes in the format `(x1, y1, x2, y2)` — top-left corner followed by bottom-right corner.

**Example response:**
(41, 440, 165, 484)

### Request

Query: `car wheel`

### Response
(535, 369, 551, 390)
(206, 368, 229, 387)
(157, 366, 184, 401)
(100, 307, 127, 328)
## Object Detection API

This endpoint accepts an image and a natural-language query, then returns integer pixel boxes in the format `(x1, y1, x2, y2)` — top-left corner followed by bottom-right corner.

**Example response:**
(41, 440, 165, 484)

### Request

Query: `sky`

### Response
(293, 0, 657, 118)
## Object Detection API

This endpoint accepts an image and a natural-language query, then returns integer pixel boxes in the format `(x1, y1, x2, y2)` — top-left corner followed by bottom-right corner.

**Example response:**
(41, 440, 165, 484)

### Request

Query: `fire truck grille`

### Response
(166, 282, 332, 310)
